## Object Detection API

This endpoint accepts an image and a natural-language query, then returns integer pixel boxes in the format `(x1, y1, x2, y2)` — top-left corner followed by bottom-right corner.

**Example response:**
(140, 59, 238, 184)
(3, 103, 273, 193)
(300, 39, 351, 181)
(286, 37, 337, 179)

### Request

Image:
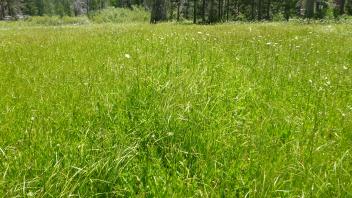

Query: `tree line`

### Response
(1, 0, 352, 22)
(0, 0, 145, 18)
(150, 0, 352, 23)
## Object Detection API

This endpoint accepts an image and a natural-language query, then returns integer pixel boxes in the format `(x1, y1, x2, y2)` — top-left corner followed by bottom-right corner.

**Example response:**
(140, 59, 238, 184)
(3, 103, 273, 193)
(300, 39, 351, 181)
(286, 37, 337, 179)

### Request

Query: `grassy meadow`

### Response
(0, 23, 352, 197)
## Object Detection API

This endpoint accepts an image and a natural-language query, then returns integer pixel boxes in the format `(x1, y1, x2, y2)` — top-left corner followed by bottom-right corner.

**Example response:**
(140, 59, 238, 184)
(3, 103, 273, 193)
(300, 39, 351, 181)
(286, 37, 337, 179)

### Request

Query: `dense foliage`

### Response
(0, 0, 352, 22)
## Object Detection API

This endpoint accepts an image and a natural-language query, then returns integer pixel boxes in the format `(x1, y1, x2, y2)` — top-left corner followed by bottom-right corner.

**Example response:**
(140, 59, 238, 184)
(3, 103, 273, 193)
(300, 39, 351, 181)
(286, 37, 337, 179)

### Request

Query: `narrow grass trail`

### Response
(0, 23, 351, 197)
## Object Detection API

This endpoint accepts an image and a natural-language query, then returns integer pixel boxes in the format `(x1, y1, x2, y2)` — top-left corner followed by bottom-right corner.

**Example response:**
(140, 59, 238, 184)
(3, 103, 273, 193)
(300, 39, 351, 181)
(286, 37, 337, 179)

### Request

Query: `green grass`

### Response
(0, 16, 90, 27)
(24, 16, 91, 26)
(0, 23, 351, 197)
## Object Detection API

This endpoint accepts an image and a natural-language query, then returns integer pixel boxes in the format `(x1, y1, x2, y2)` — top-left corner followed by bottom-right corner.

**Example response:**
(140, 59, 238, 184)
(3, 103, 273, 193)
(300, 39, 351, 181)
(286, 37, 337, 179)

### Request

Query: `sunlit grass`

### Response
(0, 23, 351, 197)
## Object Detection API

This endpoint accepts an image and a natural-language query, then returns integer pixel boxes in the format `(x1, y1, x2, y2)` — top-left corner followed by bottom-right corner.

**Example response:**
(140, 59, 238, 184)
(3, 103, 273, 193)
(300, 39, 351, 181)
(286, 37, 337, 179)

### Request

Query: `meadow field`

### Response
(0, 23, 351, 197)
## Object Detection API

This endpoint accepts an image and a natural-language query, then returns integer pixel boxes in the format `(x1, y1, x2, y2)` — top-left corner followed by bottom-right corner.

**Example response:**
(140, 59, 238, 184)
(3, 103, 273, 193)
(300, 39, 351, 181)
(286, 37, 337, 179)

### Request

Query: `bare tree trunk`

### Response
(177, 0, 181, 21)
(86, 0, 90, 15)
(193, 0, 197, 23)
(218, 0, 222, 21)
(236, 0, 240, 18)
(150, 0, 167, 23)
(5, 0, 13, 18)
(170, 1, 175, 20)
(127, 0, 132, 9)
(202, 0, 205, 22)
(304, 0, 314, 18)
(226, 0, 229, 21)
(258, 0, 262, 20)
(346, 0, 352, 15)
(209, 0, 216, 22)
(340, 0, 346, 14)
(267, 0, 271, 19)
(251, 0, 255, 20)
(0, 1, 5, 20)
(185, 2, 189, 19)
(284, 0, 290, 21)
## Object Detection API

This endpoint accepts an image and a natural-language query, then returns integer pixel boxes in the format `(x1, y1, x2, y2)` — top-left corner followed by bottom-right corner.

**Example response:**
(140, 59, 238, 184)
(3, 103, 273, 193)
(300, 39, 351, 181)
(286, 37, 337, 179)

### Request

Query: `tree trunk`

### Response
(258, 0, 262, 20)
(202, 0, 205, 22)
(340, 0, 346, 14)
(304, 0, 314, 18)
(284, 0, 290, 21)
(236, 0, 239, 18)
(0, 1, 5, 20)
(193, 0, 197, 23)
(177, 0, 181, 21)
(5, 0, 13, 18)
(150, 0, 167, 23)
(251, 0, 255, 20)
(209, 0, 216, 22)
(226, 0, 229, 21)
(127, 0, 132, 9)
(86, 0, 89, 15)
(170, 1, 175, 20)
(346, 0, 352, 15)
(267, 0, 271, 19)
(185, 2, 189, 19)
(218, 0, 222, 21)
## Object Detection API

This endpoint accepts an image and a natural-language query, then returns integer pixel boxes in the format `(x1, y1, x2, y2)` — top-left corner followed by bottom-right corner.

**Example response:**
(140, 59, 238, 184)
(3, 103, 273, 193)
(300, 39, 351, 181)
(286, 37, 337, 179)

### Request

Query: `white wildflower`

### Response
(167, 132, 174, 136)
(124, 54, 131, 59)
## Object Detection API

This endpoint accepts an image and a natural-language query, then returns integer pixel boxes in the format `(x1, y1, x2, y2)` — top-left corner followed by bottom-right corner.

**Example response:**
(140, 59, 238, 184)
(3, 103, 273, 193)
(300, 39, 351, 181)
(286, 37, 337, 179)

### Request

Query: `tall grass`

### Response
(0, 23, 351, 196)
(25, 16, 91, 26)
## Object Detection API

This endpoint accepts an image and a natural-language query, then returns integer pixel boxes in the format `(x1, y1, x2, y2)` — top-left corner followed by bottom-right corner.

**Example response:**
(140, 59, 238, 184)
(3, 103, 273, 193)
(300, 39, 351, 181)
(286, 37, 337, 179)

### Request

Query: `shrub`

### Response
(273, 13, 285, 21)
(89, 6, 150, 24)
